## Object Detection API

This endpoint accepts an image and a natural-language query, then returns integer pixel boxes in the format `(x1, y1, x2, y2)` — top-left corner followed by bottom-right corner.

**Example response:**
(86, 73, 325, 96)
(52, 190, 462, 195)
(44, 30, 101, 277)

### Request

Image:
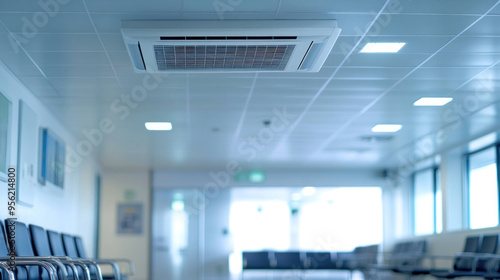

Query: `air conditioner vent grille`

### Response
(160, 36, 298, 41)
(154, 45, 295, 71)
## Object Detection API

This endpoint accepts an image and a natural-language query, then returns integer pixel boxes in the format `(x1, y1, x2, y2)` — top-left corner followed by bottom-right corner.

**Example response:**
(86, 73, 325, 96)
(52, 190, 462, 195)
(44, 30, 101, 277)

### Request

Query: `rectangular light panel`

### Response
(371, 124, 402, 132)
(360, 42, 406, 53)
(145, 122, 172, 131)
(414, 97, 453, 106)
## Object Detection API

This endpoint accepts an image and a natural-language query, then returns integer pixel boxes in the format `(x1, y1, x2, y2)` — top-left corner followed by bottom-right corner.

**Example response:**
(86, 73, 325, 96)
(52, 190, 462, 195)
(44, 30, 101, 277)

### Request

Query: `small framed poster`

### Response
(117, 203, 143, 234)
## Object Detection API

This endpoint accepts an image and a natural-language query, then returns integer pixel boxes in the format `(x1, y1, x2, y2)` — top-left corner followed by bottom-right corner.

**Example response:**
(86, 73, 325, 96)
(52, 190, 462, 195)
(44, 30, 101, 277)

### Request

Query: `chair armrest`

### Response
(0, 258, 59, 280)
(98, 258, 135, 275)
(0, 261, 16, 280)
(12, 256, 69, 278)
(80, 259, 118, 280)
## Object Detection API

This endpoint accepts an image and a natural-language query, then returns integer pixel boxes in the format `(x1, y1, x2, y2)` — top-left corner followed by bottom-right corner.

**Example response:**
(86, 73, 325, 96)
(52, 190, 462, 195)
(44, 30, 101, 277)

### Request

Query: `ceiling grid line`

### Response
(270, 0, 392, 157)
(312, 0, 500, 156)
(0, 19, 70, 97)
(81, 0, 122, 87)
(231, 73, 259, 150)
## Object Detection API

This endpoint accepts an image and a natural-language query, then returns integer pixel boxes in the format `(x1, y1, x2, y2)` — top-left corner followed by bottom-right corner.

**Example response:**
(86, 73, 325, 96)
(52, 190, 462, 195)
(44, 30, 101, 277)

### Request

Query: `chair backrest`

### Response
(274, 251, 302, 269)
(242, 251, 271, 269)
(61, 233, 79, 258)
(47, 230, 66, 256)
(29, 225, 53, 256)
(0, 222, 10, 257)
(454, 235, 482, 271)
(305, 252, 334, 269)
(463, 236, 481, 253)
(3, 220, 39, 280)
(74, 236, 88, 258)
(475, 234, 499, 272)
(4, 220, 35, 257)
(412, 240, 427, 255)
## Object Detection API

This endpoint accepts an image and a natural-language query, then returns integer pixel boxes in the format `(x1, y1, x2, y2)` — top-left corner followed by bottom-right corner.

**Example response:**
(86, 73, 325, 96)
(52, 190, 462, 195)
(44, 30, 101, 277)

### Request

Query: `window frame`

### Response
(465, 144, 500, 229)
(413, 166, 440, 235)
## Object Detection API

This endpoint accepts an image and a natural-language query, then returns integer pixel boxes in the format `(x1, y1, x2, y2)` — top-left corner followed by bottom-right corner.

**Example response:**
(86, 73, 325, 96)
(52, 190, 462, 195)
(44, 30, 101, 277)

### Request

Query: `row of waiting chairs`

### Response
(379, 234, 500, 279)
(0, 218, 134, 280)
(242, 244, 379, 271)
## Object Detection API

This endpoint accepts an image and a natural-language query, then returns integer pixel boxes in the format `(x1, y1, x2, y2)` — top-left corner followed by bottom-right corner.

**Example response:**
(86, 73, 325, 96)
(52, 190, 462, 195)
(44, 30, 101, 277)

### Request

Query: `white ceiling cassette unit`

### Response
(121, 20, 341, 73)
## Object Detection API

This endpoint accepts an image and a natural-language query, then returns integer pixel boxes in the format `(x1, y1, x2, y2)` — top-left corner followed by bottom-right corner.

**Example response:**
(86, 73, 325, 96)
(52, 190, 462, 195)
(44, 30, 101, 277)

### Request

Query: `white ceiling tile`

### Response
(409, 67, 486, 80)
(90, 13, 184, 33)
(0, 51, 34, 67)
(30, 87, 61, 97)
(0, 1, 86, 12)
(183, 0, 279, 12)
(120, 74, 186, 89)
(386, 0, 497, 15)
(335, 67, 412, 79)
(0, 13, 94, 33)
(22, 33, 102, 52)
(463, 16, 500, 36)
(330, 36, 362, 54)
(440, 36, 500, 54)
(6, 63, 44, 77)
(279, 0, 386, 14)
(258, 66, 336, 79)
(367, 15, 479, 36)
(85, 0, 182, 13)
(17, 76, 53, 88)
(255, 77, 328, 90)
(40, 65, 116, 77)
(326, 79, 397, 91)
(423, 54, 500, 67)
(107, 51, 132, 65)
(343, 53, 430, 67)
(323, 53, 348, 67)
(29, 51, 110, 65)
(100, 33, 127, 52)
(48, 76, 121, 89)
(391, 78, 466, 92)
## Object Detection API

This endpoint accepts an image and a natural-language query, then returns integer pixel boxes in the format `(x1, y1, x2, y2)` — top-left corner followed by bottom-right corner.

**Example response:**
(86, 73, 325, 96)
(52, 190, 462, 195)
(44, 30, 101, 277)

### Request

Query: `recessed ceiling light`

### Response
(371, 124, 402, 133)
(145, 122, 172, 131)
(413, 97, 453, 106)
(360, 42, 406, 53)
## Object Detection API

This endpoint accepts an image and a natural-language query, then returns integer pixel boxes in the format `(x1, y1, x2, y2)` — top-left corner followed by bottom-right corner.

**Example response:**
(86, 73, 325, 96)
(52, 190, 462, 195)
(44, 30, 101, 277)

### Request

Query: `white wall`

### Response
(99, 170, 150, 280)
(0, 61, 99, 256)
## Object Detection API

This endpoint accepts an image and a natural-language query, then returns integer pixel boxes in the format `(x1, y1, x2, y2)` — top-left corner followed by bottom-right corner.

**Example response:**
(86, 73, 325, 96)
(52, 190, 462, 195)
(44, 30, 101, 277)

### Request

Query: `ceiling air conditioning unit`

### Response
(121, 20, 341, 73)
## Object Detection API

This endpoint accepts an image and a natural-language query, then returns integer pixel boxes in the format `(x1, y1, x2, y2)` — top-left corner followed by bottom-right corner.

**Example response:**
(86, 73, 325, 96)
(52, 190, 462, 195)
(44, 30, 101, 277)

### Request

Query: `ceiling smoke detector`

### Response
(121, 20, 341, 73)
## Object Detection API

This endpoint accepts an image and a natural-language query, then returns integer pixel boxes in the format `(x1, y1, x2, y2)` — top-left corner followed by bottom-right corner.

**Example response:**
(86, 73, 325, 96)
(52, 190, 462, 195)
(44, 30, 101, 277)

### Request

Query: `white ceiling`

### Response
(2, 0, 500, 171)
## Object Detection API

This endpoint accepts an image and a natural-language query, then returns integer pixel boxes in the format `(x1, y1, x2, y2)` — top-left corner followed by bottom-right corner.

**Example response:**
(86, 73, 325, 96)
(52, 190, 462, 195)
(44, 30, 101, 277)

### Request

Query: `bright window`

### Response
(298, 187, 383, 251)
(414, 169, 436, 235)
(468, 147, 498, 229)
(229, 200, 290, 251)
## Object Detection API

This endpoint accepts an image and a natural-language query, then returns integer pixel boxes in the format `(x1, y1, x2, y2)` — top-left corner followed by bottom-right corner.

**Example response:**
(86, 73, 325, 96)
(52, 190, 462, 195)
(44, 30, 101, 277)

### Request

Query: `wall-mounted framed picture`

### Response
(38, 128, 65, 188)
(18, 101, 38, 206)
(117, 203, 143, 234)
(0, 91, 11, 182)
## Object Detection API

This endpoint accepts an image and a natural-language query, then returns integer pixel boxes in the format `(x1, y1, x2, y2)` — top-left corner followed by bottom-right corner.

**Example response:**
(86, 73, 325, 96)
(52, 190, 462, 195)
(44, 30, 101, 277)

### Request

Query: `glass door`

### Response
(151, 188, 200, 280)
